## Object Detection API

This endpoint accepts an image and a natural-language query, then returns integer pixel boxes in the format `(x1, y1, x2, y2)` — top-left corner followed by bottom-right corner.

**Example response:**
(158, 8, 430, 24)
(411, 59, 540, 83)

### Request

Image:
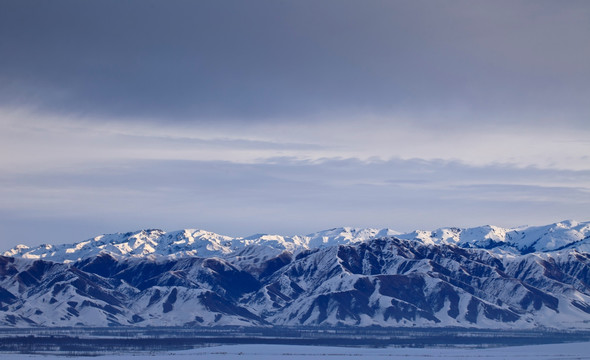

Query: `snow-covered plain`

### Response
(3, 342, 590, 359)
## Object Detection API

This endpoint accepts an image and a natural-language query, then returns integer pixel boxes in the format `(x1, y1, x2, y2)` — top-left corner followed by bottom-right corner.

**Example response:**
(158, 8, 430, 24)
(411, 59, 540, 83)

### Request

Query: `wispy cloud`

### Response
(2, 108, 589, 172)
(1, 156, 588, 247)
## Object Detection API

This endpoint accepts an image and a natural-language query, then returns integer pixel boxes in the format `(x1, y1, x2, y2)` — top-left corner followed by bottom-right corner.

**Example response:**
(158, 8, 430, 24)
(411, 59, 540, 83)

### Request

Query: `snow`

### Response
(4, 220, 590, 262)
(2, 342, 590, 359)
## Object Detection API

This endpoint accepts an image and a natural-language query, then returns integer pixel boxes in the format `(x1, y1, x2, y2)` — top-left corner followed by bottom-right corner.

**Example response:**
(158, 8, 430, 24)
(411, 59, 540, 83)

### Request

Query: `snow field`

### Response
(3, 342, 590, 360)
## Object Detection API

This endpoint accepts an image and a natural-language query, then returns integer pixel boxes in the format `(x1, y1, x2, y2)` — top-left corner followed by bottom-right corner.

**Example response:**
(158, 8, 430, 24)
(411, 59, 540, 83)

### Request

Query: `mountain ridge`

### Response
(4, 220, 590, 262)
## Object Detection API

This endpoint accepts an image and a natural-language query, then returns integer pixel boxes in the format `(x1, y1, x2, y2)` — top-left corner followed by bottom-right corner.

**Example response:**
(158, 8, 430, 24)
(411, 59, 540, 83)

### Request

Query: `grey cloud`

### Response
(0, 1, 589, 125)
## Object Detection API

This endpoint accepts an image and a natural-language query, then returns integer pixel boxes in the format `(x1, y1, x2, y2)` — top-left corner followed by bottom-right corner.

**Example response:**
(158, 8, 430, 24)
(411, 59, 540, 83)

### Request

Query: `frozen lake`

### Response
(4, 342, 590, 359)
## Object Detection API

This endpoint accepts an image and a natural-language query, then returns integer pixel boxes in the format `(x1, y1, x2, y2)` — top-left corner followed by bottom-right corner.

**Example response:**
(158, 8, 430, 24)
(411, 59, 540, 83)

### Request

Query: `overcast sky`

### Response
(1, 1, 589, 248)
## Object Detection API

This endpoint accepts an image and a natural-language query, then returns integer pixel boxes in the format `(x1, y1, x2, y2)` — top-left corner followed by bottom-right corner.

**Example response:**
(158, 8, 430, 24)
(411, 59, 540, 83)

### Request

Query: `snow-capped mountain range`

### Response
(0, 220, 589, 329)
(4, 220, 590, 262)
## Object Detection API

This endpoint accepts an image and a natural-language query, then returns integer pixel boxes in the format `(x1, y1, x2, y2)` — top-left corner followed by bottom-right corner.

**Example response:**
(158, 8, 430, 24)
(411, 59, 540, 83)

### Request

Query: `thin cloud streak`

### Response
(2, 108, 589, 173)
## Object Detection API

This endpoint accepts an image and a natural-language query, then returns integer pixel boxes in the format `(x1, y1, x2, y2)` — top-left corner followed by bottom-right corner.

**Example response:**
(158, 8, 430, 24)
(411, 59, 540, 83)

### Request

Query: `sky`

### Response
(1, 0, 589, 248)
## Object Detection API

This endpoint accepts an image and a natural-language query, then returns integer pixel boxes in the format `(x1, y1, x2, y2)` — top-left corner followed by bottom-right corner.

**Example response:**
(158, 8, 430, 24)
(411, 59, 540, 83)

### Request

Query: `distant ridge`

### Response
(4, 220, 590, 262)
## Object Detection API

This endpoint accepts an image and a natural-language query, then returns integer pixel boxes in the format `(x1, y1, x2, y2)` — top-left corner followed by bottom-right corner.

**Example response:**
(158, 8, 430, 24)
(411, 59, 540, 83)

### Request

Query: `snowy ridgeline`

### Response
(1, 220, 590, 329)
(2, 342, 590, 360)
(4, 220, 590, 262)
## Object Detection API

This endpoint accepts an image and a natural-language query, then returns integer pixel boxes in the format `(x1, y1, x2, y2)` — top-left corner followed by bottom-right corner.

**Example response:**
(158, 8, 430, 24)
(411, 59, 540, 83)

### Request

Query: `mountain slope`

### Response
(1, 236, 590, 329)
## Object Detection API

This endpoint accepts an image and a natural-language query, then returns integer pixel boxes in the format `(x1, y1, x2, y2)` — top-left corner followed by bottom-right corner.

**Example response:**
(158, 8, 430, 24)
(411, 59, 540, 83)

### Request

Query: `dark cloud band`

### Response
(0, 1, 588, 123)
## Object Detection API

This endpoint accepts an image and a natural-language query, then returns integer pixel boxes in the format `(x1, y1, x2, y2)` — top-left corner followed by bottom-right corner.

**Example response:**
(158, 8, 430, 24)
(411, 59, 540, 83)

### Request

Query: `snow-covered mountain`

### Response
(396, 220, 590, 254)
(1, 237, 589, 329)
(3, 227, 401, 262)
(4, 221, 590, 262)
(0, 220, 589, 329)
